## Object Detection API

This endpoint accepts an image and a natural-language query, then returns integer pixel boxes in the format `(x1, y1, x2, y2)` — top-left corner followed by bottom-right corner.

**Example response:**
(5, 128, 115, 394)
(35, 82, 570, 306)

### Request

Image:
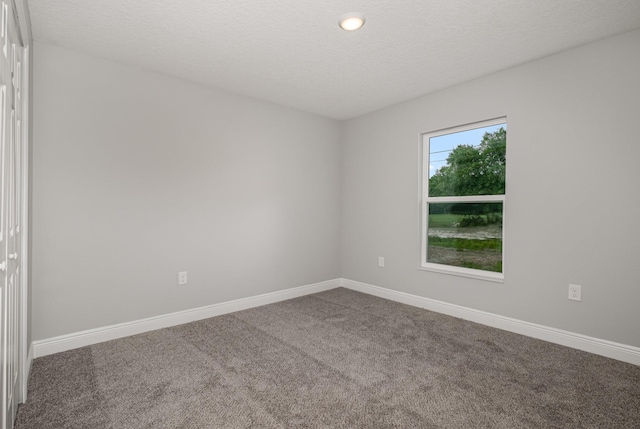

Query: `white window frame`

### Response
(419, 117, 506, 282)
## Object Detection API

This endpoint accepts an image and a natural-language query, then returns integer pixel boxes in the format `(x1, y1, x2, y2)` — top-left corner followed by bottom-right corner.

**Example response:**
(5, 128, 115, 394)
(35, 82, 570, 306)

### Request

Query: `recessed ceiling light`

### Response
(339, 13, 365, 31)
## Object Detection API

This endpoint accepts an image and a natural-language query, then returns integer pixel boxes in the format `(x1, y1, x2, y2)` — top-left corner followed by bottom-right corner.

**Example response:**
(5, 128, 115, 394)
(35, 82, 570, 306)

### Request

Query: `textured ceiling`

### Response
(27, 0, 640, 120)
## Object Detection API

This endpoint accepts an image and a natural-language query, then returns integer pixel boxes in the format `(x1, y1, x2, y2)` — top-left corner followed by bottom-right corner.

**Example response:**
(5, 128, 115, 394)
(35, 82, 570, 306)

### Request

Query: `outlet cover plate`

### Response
(568, 284, 581, 301)
(178, 271, 188, 285)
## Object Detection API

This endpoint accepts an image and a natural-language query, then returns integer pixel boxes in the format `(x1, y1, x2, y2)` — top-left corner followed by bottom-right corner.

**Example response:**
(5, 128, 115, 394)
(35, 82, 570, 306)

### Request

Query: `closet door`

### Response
(0, 1, 22, 426)
(0, 2, 10, 427)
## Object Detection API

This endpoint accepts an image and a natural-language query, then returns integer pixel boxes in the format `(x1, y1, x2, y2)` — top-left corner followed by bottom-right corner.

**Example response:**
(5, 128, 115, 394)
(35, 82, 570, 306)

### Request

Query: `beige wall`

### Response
(340, 29, 640, 347)
(31, 42, 342, 340)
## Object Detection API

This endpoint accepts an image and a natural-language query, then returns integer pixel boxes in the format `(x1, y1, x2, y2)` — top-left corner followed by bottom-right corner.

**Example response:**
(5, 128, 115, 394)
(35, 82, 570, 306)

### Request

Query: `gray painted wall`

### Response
(31, 42, 342, 340)
(32, 29, 640, 348)
(340, 29, 640, 347)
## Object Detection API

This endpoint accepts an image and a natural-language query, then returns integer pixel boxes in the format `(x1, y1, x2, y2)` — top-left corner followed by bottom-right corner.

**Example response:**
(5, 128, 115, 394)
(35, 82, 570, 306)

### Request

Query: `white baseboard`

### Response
(32, 277, 640, 366)
(32, 279, 341, 358)
(340, 278, 640, 366)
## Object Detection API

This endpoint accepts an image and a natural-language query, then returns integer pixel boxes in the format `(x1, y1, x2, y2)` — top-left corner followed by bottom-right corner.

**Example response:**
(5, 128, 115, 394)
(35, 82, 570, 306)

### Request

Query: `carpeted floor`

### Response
(15, 288, 640, 428)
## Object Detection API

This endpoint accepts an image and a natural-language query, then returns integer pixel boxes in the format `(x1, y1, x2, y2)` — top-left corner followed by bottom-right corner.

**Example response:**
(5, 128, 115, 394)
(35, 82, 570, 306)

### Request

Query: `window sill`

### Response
(418, 263, 504, 283)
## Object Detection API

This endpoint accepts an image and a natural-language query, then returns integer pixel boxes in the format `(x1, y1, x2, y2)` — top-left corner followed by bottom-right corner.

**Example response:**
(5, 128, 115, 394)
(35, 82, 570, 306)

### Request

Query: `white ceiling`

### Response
(27, 0, 640, 120)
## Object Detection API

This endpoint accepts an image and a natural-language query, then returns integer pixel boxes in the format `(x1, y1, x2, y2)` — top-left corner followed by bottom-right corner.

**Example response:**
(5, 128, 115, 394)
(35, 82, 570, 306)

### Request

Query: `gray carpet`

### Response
(15, 288, 640, 428)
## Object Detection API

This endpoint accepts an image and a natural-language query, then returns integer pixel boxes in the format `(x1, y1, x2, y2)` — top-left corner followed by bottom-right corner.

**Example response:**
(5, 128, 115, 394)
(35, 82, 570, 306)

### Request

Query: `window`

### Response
(421, 117, 506, 281)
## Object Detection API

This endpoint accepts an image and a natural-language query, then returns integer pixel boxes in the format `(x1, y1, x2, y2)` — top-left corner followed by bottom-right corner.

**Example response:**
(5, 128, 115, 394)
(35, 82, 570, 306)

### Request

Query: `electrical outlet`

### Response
(378, 257, 385, 268)
(568, 284, 581, 301)
(178, 271, 188, 285)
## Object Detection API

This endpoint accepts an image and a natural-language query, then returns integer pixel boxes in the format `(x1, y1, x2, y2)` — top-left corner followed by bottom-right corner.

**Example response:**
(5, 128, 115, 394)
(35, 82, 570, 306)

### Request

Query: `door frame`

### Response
(12, 0, 31, 405)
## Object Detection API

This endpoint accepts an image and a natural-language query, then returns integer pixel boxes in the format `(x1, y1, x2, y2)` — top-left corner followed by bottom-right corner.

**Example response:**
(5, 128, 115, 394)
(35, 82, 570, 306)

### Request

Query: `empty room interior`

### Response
(2, 0, 640, 428)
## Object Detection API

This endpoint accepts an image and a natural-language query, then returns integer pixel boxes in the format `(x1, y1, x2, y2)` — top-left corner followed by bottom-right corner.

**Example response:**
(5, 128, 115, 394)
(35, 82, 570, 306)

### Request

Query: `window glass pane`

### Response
(429, 124, 506, 197)
(427, 202, 503, 273)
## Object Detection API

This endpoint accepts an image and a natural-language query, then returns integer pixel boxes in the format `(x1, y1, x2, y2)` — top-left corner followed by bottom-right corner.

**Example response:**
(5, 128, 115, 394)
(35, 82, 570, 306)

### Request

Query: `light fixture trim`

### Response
(339, 13, 365, 31)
